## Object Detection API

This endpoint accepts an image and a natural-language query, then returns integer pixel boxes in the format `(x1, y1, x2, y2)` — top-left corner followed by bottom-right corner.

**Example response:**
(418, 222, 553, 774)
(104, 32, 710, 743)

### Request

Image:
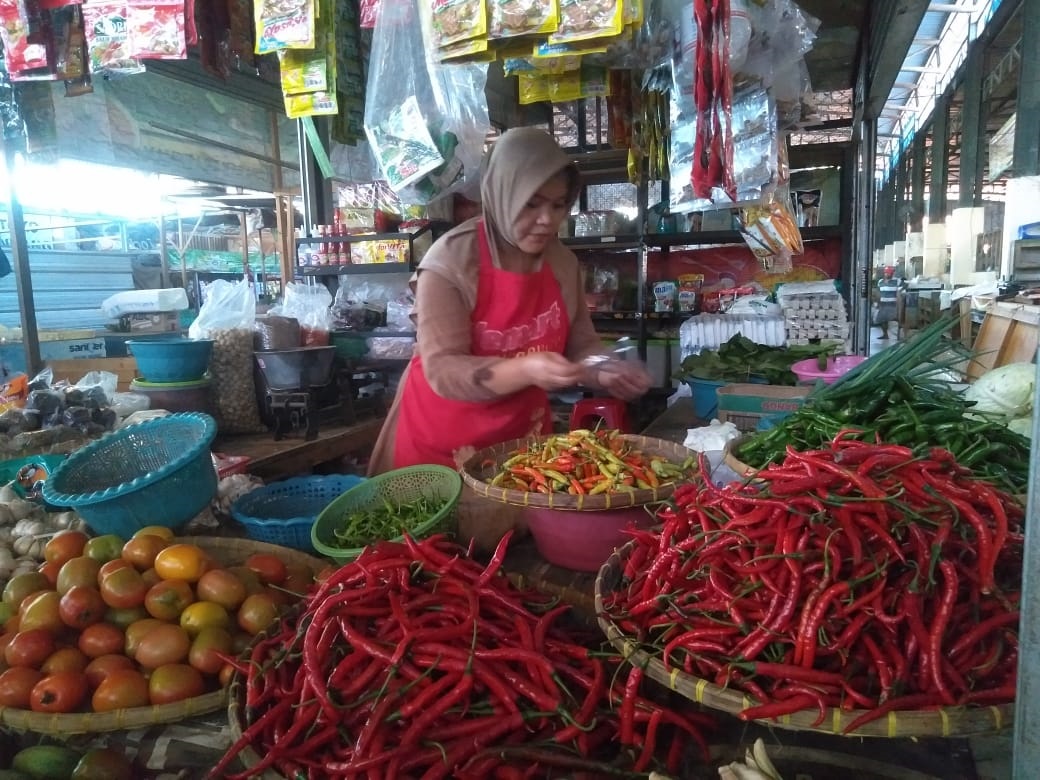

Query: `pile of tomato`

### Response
(0, 527, 312, 714)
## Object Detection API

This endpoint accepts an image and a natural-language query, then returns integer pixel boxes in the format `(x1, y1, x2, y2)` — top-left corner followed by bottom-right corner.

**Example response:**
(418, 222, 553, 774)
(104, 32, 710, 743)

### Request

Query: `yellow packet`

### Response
(623, 0, 642, 26)
(255, 0, 316, 54)
(488, 0, 557, 40)
(285, 91, 339, 119)
(549, 0, 622, 45)
(279, 49, 327, 94)
(431, 0, 487, 48)
(532, 40, 607, 58)
(438, 37, 489, 61)
(518, 72, 550, 104)
(547, 71, 580, 102)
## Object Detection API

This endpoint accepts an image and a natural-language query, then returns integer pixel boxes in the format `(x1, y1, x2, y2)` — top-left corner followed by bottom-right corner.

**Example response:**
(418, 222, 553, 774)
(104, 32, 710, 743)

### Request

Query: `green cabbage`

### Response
(964, 363, 1036, 418)
(1009, 416, 1033, 439)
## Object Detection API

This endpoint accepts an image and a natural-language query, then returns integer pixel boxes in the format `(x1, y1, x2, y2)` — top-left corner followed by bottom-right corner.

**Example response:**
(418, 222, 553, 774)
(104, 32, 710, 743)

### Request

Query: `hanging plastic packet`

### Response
(533, 39, 608, 59)
(487, 0, 556, 40)
(547, 64, 609, 103)
(739, 192, 802, 274)
(431, 0, 486, 49)
(517, 71, 549, 105)
(126, 0, 186, 59)
(254, 0, 316, 54)
(366, 94, 445, 191)
(549, 0, 623, 45)
(279, 47, 327, 93)
(0, 0, 49, 76)
(437, 37, 491, 63)
(82, 2, 145, 74)
(284, 90, 337, 118)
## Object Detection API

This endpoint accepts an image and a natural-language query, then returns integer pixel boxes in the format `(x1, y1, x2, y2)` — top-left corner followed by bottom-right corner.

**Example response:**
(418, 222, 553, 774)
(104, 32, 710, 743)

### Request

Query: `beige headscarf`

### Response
(480, 127, 579, 269)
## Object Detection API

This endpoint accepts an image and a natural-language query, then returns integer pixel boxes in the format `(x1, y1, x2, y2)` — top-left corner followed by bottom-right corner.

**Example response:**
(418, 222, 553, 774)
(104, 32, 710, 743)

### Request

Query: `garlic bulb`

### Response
(13, 534, 43, 559)
(12, 519, 46, 538)
(51, 511, 80, 530)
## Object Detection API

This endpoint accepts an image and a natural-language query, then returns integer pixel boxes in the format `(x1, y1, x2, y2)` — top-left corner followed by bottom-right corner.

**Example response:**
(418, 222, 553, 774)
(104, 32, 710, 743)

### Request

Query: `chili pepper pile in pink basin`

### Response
(603, 433, 1023, 734)
(213, 533, 715, 779)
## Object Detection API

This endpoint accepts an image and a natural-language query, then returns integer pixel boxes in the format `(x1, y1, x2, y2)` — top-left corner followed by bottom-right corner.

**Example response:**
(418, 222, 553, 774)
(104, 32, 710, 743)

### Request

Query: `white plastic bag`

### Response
(269, 283, 334, 345)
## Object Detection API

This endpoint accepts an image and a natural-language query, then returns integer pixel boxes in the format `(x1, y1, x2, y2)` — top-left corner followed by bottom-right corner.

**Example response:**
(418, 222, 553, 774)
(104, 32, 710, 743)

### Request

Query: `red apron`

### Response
(393, 221, 569, 468)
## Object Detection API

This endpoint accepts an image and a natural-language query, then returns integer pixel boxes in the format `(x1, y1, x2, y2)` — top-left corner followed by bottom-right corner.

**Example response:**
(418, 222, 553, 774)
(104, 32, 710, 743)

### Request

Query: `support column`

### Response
(1013, 0, 1040, 176)
(893, 156, 908, 242)
(959, 45, 986, 207)
(3, 142, 40, 377)
(928, 97, 950, 222)
(911, 131, 926, 231)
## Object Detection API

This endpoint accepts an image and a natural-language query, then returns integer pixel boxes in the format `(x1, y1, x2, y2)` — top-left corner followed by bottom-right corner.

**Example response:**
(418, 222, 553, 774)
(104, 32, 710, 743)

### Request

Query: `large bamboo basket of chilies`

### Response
(458, 429, 697, 510)
(595, 438, 1020, 738)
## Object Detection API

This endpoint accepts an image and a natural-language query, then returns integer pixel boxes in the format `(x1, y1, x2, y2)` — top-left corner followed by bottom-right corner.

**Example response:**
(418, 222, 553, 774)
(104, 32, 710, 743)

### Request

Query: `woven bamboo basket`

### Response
(225, 640, 287, 779)
(0, 536, 326, 736)
(721, 435, 758, 479)
(458, 433, 694, 510)
(594, 542, 1014, 739)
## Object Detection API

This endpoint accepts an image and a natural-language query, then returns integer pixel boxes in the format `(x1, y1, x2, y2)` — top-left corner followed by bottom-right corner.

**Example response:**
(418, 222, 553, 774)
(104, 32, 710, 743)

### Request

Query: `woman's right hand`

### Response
(522, 352, 586, 391)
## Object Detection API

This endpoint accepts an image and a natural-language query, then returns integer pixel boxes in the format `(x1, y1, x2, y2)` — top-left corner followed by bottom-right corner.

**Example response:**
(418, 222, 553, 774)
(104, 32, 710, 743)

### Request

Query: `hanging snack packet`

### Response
(365, 95, 445, 191)
(0, 0, 49, 75)
(517, 71, 549, 105)
(431, 0, 486, 48)
(126, 0, 186, 59)
(549, 0, 622, 45)
(279, 47, 326, 93)
(82, 2, 144, 73)
(488, 0, 556, 40)
(254, 0, 315, 54)
(284, 90, 338, 118)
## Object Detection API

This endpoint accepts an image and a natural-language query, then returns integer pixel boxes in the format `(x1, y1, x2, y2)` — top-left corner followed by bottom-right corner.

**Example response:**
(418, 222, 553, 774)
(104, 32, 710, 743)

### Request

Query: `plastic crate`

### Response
(716, 384, 811, 433)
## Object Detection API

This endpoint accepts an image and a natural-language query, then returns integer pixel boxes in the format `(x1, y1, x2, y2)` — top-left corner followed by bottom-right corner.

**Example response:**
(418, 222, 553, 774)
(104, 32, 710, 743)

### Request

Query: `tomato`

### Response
(124, 618, 165, 658)
(134, 525, 175, 542)
(91, 668, 150, 712)
(56, 556, 103, 596)
(30, 670, 89, 712)
(121, 534, 168, 571)
(78, 623, 125, 659)
(218, 663, 235, 688)
(148, 663, 205, 705)
(71, 747, 136, 780)
(0, 666, 44, 707)
(230, 631, 253, 656)
(43, 530, 89, 567)
(315, 565, 337, 583)
(179, 601, 229, 637)
(153, 544, 211, 583)
(237, 593, 279, 636)
(84, 654, 135, 689)
(41, 647, 89, 675)
(103, 606, 148, 629)
(188, 626, 232, 675)
(134, 623, 190, 669)
(0, 630, 14, 660)
(264, 585, 292, 609)
(59, 586, 107, 630)
(99, 567, 147, 610)
(5, 629, 57, 668)
(226, 565, 265, 596)
(143, 579, 194, 622)
(195, 569, 247, 611)
(83, 534, 126, 564)
(37, 560, 63, 588)
(140, 568, 161, 588)
(245, 553, 288, 586)
(19, 591, 63, 634)
(2, 571, 50, 609)
(283, 563, 315, 597)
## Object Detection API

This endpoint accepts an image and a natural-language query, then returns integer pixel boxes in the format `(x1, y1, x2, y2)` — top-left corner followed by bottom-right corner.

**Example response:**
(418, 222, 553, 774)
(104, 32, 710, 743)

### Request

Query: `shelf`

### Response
(298, 263, 412, 276)
(563, 235, 642, 251)
(334, 330, 417, 339)
(295, 226, 430, 245)
(640, 225, 844, 248)
(591, 311, 689, 322)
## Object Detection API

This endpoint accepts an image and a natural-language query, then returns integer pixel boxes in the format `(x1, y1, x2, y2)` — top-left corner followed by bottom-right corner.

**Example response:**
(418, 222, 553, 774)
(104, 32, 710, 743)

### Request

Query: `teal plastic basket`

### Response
(312, 465, 462, 563)
(231, 475, 365, 552)
(42, 413, 218, 539)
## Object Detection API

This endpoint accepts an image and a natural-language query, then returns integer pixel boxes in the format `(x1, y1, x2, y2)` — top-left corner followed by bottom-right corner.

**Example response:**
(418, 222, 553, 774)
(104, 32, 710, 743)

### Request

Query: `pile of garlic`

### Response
(0, 481, 87, 587)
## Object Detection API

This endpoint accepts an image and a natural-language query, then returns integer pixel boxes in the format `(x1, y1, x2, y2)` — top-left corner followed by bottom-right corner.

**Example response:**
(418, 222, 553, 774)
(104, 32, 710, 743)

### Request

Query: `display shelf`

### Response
(643, 225, 842, 248)
(294, 225, 432, 246)
(591, 311, 688, 322)
(562, 235, 642, 251)
(298, 263, 412, 276)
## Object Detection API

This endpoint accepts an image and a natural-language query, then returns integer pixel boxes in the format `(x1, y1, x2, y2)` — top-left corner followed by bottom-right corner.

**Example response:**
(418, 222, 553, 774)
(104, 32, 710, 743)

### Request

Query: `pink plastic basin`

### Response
(791, 355, 868, 385)
(525, 506, 652, 572)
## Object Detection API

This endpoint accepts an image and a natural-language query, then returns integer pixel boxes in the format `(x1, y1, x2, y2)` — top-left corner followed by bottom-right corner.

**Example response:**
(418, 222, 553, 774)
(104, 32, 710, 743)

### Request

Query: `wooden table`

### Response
(500, 398, 703, 615)
(214, 417, 385, 481)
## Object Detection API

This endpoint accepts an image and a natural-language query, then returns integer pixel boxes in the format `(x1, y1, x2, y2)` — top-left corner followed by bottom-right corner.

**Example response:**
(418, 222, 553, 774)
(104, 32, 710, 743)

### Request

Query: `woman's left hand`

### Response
(589, 359, 653, 401)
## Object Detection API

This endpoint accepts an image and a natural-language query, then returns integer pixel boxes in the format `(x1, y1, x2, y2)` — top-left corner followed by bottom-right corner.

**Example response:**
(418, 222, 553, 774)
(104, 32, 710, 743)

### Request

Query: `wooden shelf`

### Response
(563, 235, 642, 251)
(298, 263, 412, 276)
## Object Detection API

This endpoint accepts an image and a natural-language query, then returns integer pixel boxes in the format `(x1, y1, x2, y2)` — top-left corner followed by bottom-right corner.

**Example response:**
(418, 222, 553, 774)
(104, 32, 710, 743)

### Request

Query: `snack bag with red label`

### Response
(82, 1, 144, 73)
(254, 0, 315, 54)
(0, 0, 49, 75)
(127, 0, 186, 59)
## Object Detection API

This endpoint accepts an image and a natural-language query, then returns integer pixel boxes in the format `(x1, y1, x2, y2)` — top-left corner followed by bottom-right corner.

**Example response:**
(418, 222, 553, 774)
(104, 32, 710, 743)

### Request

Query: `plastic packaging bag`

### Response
(269, 282, 334, 345)
(363, 0, 490, 203)
(188, 279, 265, 434)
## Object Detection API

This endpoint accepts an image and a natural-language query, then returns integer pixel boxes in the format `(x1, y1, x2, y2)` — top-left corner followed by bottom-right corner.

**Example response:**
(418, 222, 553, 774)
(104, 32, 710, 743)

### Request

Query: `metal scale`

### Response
(254, 347, 349, 441)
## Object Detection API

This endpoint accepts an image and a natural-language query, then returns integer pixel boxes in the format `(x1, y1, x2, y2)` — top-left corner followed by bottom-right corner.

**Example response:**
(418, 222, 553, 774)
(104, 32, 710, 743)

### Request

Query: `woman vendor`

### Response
(368, 127, 652, 478)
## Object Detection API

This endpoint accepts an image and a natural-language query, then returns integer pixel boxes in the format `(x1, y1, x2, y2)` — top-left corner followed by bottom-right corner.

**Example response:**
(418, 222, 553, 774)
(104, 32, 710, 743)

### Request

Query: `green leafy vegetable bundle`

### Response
(673, 334, 837, 386)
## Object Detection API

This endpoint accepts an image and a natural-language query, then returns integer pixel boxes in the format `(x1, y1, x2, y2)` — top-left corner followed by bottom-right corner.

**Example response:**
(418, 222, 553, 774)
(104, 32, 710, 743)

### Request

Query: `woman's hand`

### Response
(522, 352, 586, 391)
(589, 359, 654, 401)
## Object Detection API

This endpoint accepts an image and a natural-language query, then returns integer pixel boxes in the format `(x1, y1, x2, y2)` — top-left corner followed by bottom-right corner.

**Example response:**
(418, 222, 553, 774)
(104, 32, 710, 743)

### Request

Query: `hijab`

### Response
(479, 127, 579, 270)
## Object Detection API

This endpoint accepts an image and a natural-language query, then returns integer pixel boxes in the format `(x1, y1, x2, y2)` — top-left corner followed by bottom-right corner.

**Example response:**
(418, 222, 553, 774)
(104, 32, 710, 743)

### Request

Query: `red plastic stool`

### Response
(569, 397, 630, 433)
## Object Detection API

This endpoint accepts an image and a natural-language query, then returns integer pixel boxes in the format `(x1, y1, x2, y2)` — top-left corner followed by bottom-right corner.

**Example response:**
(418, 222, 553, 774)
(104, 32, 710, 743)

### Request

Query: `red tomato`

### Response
(56, 556, 102, 596)
(5, 629, 56, 668)
(18, 591, 63, 634)
(121, 534, 168, 571)
(59, 586, 107, 630)
(71, 748, 135, 780)
(99, 568, 148, 610)
(84, 654, 136, 689)
(134, 623, 190, 669)
(123, 619, 165, 659)
(43, 530, 89, 567)
(147, 663, 205, 705)
(188, 626, 233, 675)
(236, 593, 279, 636)
(0, 666, 44, 708)
(143, 579, 194, 622)
(37, 560, 63, 588)
(78, 623, 125, 659)
(244, 554, 288, 586)
(91, 669, 150, 712)
(97, 558, 134, 582)
(41, 647, 89, 675)
(195, 569, 247, 612)
(30, 670, 89, 713)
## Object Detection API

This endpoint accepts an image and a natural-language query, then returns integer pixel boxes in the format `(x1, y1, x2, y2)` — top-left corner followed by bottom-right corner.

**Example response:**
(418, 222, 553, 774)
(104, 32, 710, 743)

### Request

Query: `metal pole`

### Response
(158, 211, 170, 289)
(928, 96, 950, 223)
(3, 143, 40, 377)
(1013, 353, 1040, 778)
(1012, 0, 1040, 177)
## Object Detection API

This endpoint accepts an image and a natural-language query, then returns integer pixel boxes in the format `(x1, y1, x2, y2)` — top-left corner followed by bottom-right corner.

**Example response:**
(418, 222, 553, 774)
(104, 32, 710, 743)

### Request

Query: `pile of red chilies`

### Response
(212, 533, 714, 779)
(604, 433, 1023, 734)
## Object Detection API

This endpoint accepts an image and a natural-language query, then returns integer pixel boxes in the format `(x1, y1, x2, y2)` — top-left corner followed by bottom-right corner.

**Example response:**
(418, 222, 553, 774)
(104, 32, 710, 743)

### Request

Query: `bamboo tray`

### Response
(0, 536, 326, 736)
(458, 433, 694, 510)
(594, 542, 1014, 738)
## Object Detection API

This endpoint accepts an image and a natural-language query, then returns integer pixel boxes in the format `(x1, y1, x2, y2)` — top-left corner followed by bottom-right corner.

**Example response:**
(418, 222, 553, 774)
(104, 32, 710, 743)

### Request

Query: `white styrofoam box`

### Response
(101, 288, 189, 319)
(679, 313, 786, 356)
(38, 338, 107, 361)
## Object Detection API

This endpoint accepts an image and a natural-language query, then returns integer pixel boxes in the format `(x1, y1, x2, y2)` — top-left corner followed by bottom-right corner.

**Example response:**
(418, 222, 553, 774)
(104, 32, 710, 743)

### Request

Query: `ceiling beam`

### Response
(866, 0, 933, 121)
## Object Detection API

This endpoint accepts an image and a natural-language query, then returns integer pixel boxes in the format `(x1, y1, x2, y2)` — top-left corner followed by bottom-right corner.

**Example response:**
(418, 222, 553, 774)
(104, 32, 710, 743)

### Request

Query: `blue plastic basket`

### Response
(42, 413, 218, 539)
(231, 474, 365, 552)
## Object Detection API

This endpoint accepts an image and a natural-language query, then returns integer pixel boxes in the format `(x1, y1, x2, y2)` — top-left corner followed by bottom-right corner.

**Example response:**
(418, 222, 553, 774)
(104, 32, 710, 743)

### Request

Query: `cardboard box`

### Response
(38, 338, 107, 362)
(716, 384, 811, 432)
(116, 312, 180, 333)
